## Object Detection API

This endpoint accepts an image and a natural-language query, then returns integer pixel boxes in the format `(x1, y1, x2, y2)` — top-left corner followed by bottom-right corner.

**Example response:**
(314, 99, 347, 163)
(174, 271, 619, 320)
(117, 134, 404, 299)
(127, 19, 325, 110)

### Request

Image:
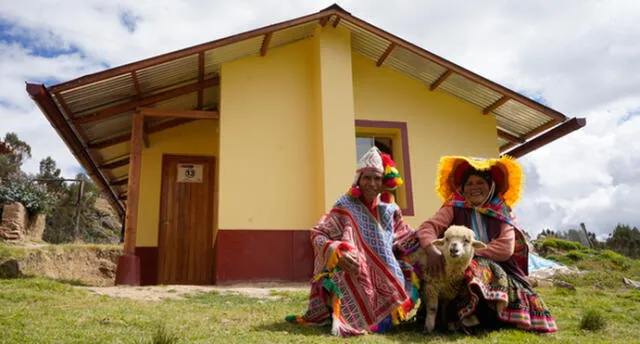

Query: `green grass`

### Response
(1, 277, 640, 344)
(0, 242, 26, 261)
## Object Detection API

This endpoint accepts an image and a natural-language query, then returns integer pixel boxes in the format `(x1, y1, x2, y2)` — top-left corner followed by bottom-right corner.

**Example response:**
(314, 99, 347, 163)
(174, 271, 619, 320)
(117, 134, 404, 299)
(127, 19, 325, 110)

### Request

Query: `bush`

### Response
(0, 174, 54, 215)
(579, 309, 607, 331)
(565, 250, 586, 261)
(599, 250, 629, 267)
(542, 238, 585, 251)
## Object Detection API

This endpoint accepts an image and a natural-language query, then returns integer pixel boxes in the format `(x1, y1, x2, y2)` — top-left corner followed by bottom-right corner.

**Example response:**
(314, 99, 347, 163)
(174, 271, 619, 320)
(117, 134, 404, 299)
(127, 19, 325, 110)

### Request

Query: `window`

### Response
(355, 120, 414, 216)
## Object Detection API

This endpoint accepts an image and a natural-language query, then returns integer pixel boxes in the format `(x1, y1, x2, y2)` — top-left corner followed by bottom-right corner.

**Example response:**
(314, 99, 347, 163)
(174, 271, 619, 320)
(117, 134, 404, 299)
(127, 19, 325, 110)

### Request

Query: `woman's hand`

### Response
(424, 245, 444, 277)
(337, 251, 360, 274)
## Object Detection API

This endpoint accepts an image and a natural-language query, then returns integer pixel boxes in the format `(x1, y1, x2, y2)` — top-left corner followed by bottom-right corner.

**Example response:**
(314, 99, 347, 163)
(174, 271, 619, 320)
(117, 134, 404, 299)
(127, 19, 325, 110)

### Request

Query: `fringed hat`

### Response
(435, 155, 523, 207)
(347, 146, 404, 203)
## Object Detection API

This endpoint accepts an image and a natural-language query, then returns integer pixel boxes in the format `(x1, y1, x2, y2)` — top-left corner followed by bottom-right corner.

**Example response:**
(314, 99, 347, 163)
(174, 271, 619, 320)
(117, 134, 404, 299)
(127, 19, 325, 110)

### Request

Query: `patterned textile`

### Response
(286, 194, 420, 337)
(445, 193, 529, 276)
(448, 257, 557, 332)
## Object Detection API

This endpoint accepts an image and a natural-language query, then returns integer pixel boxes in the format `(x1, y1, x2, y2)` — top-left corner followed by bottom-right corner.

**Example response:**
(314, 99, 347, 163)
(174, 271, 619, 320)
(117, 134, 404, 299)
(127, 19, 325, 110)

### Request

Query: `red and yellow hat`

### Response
(435, 155, 524, 207)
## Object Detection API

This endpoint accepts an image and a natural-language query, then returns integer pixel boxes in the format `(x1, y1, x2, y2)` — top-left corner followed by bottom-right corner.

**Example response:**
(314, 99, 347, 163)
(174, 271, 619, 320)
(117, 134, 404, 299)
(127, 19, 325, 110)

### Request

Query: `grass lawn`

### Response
(1, 277, 639, 344)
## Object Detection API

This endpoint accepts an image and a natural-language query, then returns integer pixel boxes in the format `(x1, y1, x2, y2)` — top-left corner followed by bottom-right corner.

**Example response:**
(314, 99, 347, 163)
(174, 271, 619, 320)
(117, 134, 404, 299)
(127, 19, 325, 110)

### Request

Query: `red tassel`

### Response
(349, 186, 361, 198)
(384, 179, 397, 189)
(381, 153, 396, 168)
(380, 192, 393, 203)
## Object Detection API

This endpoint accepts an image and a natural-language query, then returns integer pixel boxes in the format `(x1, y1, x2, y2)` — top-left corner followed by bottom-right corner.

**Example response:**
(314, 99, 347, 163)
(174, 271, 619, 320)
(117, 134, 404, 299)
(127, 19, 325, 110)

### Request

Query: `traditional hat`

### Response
(435, 155, 523, 207)
(347, 146, 403, 203)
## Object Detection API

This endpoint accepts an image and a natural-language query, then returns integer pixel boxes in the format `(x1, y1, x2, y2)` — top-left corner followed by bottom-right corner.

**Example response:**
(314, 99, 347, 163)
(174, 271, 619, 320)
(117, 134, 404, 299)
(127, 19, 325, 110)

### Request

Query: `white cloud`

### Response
(1, 0, 639, 237)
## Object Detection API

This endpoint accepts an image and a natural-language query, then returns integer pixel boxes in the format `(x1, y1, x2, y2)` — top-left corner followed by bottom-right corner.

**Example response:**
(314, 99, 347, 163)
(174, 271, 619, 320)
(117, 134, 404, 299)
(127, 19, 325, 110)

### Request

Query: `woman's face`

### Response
(463, 174, 490, 206)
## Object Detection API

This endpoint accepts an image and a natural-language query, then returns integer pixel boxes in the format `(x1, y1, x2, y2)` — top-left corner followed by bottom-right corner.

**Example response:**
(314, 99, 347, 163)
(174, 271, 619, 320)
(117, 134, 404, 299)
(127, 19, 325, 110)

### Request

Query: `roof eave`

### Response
(25, 83, 125, 217)
(502, 117, 586, 158)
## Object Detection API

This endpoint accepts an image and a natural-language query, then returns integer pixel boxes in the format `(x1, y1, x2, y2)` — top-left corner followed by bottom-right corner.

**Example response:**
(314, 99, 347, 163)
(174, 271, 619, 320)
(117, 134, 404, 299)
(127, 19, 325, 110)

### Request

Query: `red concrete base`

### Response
(115, 254, 141, 286)
(215, 229, 313, 284)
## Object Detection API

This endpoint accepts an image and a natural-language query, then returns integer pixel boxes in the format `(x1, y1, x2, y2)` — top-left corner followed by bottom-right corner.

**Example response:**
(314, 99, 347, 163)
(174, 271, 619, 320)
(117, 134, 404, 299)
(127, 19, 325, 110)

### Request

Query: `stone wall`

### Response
(0, 202, 45, 241)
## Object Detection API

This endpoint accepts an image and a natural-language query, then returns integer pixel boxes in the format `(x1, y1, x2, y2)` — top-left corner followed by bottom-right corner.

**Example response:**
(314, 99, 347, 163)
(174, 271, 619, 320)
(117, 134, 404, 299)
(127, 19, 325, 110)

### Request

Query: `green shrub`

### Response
(541, 238, 585, 251)
(599, 250, 630, 268)
(565, 250, 586, 261)
(579, 309, 607, 331)
(0, 174, 54, 215)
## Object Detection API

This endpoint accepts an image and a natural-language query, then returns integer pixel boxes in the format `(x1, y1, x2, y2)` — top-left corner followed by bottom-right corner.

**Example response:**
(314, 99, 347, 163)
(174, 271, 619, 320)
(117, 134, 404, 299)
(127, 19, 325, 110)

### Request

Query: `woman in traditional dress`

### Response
(416, 155, 557, 333)
(286, 146, 421, 337)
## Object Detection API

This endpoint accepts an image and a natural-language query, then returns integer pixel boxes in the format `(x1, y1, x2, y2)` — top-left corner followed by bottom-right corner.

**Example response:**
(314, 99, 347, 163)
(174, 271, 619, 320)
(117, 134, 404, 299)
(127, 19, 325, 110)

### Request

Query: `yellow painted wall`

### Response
(218, 38, 323, 230)
(136, 120, 219, 246)
(314, 26, 357, 211)
(352, 53, 499, 228)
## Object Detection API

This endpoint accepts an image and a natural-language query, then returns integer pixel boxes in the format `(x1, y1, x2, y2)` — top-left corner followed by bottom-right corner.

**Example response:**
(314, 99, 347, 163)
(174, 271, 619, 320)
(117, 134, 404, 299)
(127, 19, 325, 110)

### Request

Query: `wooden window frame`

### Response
(355, 120, 415, 216)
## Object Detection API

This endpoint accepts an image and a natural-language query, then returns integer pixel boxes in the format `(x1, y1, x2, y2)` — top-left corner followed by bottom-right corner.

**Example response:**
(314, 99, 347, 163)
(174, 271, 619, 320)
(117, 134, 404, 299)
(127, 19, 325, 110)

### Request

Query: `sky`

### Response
(1, 0, 639, 239)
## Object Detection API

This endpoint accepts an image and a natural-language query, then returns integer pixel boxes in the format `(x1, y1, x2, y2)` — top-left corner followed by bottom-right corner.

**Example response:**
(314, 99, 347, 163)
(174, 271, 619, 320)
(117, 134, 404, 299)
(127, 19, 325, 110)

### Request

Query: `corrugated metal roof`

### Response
(385, 47, 447, 85)
(136, 54, 198, 95)
(60, 73, 137, 116)
(438, 73, 503, 110)
(204, 36, 263, 74)
(270, 21, 317, 50)
(82, 112, 134, 142)
(342, 20, 389, 62)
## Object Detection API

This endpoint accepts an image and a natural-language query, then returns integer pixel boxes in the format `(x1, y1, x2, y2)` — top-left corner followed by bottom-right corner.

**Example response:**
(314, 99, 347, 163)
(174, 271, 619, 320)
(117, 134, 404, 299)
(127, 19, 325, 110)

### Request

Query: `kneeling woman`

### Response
(416, 156, 557, 333)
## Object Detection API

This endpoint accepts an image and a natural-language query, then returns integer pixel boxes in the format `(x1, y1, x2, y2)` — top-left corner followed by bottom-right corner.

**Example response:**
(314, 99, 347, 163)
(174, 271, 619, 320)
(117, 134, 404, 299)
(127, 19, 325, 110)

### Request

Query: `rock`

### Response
(0, 259, 23, 278)
(0, 202, 26, 241)
(553, 280, 576, 291)
(25, 213, 46, 240)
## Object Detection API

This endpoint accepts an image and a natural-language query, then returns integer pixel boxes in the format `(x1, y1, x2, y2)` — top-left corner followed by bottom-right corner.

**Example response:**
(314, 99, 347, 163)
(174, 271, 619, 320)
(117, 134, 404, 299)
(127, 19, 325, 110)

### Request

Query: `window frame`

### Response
(355, 120, 415, 216)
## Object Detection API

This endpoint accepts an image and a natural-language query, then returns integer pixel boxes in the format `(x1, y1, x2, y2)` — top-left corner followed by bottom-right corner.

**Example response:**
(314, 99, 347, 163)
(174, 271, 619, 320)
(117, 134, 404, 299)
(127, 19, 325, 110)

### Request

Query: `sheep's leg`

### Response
(424, 288, 438, 334)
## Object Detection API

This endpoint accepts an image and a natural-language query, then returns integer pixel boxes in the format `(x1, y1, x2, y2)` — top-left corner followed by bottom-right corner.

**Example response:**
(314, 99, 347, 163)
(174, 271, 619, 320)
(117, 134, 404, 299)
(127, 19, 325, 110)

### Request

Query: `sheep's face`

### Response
(432, 225, 487, 261)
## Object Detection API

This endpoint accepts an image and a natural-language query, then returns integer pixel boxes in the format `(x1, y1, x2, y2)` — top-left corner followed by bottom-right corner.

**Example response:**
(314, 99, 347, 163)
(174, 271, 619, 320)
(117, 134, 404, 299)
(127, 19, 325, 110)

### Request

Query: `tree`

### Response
(606, 224, 640, 258)
(43, 173, 120, 244)
(37, 156, 66, 195)
(537, 228, 557, 240)
(0, 132, 31, 181)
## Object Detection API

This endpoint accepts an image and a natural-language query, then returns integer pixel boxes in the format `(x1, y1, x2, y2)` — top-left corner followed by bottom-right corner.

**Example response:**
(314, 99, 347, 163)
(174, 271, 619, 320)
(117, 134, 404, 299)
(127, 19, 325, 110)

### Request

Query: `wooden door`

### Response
(158, 155, 215, 285)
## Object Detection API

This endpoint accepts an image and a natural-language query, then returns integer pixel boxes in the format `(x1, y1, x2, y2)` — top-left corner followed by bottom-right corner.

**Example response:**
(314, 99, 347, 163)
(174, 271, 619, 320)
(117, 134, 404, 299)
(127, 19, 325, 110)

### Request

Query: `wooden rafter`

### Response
(376, 43, 396, 67)
(89, 118, 194, 149)
(483, 96, 510, 115)
(197, 52, 205, 109)
(260, 32, 273, 57)
(332, 17, 341, 28)
(72, 76, 219, 125)
(138, 108, 219, 119)
(497, 129, 525, 144)
(430, 70, 452, 91)
(131, 71, 142, 100)
(100, 156, 130, 170)
(319, 15, 330, 27)
(111, 178, 129, 186)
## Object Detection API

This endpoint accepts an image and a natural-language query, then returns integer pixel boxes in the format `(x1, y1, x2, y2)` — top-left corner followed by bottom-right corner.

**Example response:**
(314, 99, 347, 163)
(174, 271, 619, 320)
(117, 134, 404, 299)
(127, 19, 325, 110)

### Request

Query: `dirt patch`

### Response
(16, 244, 121, 286)
(80, 282, 309, 301)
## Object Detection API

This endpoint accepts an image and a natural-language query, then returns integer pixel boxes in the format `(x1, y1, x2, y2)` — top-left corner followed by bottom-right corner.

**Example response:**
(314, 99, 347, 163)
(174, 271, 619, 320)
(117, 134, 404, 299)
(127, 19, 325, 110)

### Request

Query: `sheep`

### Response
(408, 225, 487, 333)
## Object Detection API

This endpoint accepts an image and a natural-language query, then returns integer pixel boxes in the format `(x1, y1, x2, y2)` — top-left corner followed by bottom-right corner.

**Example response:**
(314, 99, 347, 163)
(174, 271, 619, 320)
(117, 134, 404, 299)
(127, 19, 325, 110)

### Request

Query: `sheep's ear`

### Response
(431, 239, 445, 248)
(472, 240, 487, 249)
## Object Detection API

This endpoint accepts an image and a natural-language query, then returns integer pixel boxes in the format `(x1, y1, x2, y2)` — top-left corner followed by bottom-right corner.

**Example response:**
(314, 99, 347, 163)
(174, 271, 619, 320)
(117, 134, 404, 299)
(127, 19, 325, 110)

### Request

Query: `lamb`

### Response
(409, 225, 487, 333)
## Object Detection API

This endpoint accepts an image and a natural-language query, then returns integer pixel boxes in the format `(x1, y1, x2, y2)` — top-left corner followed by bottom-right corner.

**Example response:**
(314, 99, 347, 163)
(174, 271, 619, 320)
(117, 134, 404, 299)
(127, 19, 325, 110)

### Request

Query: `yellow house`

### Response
(26, 5, 585, 285)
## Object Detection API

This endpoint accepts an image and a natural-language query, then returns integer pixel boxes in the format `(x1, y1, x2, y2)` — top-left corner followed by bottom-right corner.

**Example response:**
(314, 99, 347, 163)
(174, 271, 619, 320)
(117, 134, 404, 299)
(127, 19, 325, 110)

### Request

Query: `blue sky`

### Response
(1, 0, 639, 237)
